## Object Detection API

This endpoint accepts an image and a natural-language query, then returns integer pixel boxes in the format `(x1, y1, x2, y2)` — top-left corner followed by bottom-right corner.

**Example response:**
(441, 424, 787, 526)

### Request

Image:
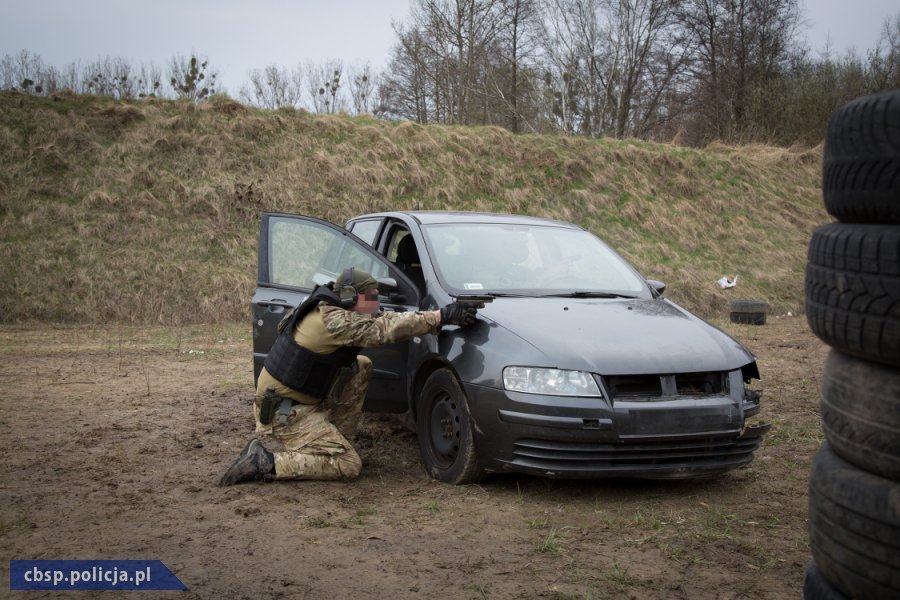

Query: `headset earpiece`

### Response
(337, 268, 358, 308)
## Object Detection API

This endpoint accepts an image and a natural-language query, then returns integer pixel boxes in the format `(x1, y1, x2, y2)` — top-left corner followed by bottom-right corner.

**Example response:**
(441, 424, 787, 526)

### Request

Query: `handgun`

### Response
(452, 294, 495, 307)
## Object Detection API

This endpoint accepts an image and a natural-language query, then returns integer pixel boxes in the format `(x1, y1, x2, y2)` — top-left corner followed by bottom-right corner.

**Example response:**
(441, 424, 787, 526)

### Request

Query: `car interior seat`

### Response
(395, 234, 426, 293)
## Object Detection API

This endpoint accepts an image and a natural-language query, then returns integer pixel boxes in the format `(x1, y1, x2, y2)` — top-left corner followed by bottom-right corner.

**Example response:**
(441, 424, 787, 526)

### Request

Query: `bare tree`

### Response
(83, 56, 131, 98)
(50, 62, 82, 94)
(135, 64, 164, 98)
(381, 0, 552, 127)
(539, 0, 686, 138)
(868, 12, 900, 91)
(0, 49, 49, 93)
(540, 0, 603, 135)
(490, 0, 543, 132)
(674, 0, 802, 142)
(348, 62, 376, 114)
(306, 60, 346, 114)
(378, 27, 436, 121)
(395, 0, 502, 124)
(169, 53, 218, 102)
(75, 57, 162, 98)
(0, 50, 160, 98)
(601, 0, 685, 138)
(241, 65, 304, 108)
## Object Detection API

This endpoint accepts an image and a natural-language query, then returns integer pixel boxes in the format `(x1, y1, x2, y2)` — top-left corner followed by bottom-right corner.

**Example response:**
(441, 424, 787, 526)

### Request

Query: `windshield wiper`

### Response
(540, 291, 637, 299)
(453, 292, 530, 300)
(486, 292, 532, 297)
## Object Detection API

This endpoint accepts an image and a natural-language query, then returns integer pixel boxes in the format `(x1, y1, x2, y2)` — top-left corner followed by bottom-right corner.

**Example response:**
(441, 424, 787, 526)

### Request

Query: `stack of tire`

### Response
(803, 89, 900, 599)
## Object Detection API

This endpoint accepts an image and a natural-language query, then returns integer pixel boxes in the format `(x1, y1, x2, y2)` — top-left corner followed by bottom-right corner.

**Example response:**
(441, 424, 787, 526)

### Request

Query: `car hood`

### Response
(479, 297, 755, 375)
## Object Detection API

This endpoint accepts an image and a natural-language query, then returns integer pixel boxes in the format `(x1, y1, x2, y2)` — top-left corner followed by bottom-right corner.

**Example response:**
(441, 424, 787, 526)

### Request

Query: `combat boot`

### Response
(219, 438, 275, 486)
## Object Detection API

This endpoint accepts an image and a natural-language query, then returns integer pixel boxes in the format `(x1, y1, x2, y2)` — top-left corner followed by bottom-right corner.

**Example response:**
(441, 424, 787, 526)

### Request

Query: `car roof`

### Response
(354, 210, 582, 229)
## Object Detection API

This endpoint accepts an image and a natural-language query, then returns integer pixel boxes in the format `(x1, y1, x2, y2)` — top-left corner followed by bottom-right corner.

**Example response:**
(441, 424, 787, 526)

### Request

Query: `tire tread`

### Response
(808, 444, 900, 599)
(823, 90, 900, 223)
(805, 224, 900, 367)
(821, 351, 900, 480)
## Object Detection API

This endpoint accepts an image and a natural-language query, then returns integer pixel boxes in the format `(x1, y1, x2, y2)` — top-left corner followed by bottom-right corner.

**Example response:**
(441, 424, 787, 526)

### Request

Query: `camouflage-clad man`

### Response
(219, 268, 478, 485)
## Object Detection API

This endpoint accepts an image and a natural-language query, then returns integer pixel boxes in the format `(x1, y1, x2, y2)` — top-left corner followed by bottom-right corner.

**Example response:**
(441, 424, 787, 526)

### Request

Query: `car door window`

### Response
(386, 227, 410, 262)
(384, 226, 428, 295)
(266, 215, 388, 289)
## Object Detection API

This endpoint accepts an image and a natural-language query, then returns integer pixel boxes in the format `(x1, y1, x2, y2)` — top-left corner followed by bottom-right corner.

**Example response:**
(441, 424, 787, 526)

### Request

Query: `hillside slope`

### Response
(0, 91, 828, 324)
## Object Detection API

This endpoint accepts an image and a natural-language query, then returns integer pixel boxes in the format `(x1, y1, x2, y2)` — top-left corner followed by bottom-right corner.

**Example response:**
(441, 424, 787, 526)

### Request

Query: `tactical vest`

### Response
(264, 286, 361, 399)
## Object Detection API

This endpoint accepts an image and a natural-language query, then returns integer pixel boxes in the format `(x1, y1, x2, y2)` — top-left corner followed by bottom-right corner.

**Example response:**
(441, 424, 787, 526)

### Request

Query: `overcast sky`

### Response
(1, 0, 897, 96)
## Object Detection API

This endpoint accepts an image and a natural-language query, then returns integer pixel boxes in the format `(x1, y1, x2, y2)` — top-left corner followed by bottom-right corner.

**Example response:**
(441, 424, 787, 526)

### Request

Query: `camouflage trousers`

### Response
(254, 355, 372, 481)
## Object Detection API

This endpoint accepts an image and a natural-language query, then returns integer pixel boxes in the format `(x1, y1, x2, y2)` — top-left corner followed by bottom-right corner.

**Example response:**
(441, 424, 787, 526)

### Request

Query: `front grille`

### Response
(605, 375, 661, 398)
(508, 432, 763, 476)
(676, 372, 725, 395)
(604, 372, 727, 401)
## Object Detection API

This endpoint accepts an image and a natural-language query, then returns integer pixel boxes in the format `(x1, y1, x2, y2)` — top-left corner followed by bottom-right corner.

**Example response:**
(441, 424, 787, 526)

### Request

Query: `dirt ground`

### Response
(0, 315, 827, 599)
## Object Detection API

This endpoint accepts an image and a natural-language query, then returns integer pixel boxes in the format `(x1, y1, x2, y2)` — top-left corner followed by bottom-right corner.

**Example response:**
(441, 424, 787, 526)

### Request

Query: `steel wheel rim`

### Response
(428, 391, 460, 466)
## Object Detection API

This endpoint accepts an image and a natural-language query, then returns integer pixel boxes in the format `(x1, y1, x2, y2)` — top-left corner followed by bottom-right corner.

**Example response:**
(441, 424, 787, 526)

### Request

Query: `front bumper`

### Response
(464, 378, 769, 479)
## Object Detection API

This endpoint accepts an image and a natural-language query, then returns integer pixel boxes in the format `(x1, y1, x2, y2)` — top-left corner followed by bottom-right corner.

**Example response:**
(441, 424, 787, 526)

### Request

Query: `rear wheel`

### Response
(416, 368, 484, 484)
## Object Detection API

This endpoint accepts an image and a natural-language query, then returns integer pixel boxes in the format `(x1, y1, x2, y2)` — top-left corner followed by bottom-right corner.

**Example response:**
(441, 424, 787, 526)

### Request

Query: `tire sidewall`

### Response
(822, 89, 900, 223)
(821, 350, 900, 480)
(808, 444, 900, 598)
(802, 560, 848, 600)
(416, 368, 482, 484)
(805, 223, 900, 367)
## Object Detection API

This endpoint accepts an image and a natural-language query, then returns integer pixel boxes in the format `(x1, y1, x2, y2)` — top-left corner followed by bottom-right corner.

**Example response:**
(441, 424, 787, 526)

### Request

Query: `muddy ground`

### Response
(1, 316, 827, 599)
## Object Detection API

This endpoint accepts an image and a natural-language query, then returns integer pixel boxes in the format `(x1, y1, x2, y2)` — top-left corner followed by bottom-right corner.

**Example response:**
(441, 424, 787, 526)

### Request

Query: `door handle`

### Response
(258, 299, 291, 313)
(258, 298, 289, 307)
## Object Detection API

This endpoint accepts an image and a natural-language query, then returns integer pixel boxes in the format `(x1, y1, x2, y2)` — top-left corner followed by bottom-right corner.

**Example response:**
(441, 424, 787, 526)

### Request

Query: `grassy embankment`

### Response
(0, 91, 828, 324)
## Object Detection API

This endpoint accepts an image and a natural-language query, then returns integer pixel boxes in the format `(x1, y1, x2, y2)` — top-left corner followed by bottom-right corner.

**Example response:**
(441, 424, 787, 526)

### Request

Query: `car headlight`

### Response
(503, 366, 603, 397)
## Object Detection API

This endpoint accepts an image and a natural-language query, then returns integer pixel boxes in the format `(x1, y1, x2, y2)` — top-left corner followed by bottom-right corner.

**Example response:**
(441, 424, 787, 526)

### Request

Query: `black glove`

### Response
(440, 302, 479, 327)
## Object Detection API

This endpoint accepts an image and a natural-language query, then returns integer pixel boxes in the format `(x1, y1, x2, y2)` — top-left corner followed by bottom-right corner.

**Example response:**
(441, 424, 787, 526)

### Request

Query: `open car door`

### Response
(252, 213, 421, 412)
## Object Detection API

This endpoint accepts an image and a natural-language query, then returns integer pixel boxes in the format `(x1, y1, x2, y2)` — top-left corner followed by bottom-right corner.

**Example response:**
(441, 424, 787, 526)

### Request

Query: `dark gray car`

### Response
(252, 211, 769, 484)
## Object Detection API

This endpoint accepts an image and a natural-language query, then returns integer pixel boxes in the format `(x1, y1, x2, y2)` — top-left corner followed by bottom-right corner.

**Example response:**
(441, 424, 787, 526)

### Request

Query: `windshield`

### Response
(422, 223, 648, 296)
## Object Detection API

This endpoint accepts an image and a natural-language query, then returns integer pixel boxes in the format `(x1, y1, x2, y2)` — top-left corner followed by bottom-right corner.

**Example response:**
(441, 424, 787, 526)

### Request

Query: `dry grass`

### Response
(0, 90, 828, 324)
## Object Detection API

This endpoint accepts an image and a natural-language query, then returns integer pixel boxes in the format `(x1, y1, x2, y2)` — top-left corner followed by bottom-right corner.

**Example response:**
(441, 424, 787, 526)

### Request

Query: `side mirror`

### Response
(647, 280, 667, 296)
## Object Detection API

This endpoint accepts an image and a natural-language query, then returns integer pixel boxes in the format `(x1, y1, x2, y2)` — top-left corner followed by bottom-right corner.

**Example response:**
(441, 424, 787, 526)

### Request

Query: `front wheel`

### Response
(416, 368, 484, 484)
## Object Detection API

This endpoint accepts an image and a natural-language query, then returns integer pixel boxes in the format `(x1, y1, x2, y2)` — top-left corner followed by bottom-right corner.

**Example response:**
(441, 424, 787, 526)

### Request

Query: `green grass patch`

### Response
(536, 527, 564, 555)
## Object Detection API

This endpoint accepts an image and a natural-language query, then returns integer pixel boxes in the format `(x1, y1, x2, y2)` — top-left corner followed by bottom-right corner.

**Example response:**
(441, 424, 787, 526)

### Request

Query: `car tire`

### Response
(822, 89, 900, 223)
(821, 350, 900, 481)
(802, 560, 848, 600)
(416, 368, 485, 485)
(729, 299, 767, 325)
(805, 223, 900, 367)
(808, 444, 900, 600)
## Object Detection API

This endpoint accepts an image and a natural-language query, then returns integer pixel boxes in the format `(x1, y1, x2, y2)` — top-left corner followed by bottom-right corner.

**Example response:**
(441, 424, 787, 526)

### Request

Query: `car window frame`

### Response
(419, 221, 652, 299)
(383, 223, 413, 263)
(347, 218, 384, 247)
(258, 212, 421, 306)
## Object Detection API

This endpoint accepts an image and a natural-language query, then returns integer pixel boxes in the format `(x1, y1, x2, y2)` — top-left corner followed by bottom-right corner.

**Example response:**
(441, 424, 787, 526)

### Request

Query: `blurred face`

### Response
(354, 287, 380, 315)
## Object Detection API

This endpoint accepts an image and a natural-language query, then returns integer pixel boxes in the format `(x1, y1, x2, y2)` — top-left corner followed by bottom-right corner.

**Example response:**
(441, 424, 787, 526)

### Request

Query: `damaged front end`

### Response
(481, 360, 771, 480)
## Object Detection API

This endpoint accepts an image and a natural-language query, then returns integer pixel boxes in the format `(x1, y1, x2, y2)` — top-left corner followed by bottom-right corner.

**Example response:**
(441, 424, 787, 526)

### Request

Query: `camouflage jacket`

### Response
(256, 304, 440, 405)
(316, 305, 440, 350)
